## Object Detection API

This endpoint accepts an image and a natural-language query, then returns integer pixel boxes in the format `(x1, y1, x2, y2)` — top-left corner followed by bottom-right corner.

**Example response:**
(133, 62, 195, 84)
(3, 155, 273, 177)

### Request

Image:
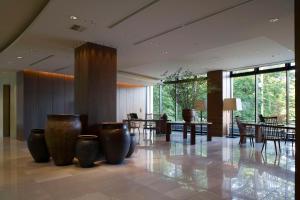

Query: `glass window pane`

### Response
(288, 70, 295, 124)
(153, 85, 160, 115)
(233, 75, 256, 122)
(175, 79, 207, 121)
(259, 63, 285, 70)
(257, 72, 286, 123)
(232, 68, 254, 74)
(162, 84, 176, 121)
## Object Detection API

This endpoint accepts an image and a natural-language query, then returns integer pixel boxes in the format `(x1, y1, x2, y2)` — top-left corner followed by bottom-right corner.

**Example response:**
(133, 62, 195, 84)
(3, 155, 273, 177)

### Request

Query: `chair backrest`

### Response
(259, 114, 265, 123)
(145, 113, 153, 120)
(130, 113, 138, 119)
(235, 116, 246, 135)
(264, 116, 278, 124)
(261, 124, 283, 139)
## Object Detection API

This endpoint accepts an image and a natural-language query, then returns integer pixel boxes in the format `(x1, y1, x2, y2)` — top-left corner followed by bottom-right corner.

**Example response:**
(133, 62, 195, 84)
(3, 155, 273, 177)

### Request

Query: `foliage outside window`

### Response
(233, 76, 255, 122)
(288, 70, 295, 124)
(163, 69, 207, 110)
(257, 72, 286, 122)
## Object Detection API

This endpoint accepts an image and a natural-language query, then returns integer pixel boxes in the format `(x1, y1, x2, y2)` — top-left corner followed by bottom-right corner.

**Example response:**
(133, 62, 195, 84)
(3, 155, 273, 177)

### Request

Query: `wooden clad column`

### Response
(207, 70, 231, 141)
(75, 42, 117, 126)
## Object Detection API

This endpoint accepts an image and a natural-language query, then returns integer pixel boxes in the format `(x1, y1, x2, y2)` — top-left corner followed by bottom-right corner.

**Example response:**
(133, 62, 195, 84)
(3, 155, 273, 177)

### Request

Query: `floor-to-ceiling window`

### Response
(152, 75, 207, 133)
(233, 73, 256, 122)
(257, 71, 287, 122)
(231, 62, 295, 134)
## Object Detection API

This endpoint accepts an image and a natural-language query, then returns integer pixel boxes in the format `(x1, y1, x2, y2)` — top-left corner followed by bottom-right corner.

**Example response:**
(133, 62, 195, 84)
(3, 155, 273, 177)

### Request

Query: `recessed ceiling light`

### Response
(269, 18, 279, 23)
(162, 51, 168, 54)
(17, 56, 23, 59)
(70, 15, 78, 20)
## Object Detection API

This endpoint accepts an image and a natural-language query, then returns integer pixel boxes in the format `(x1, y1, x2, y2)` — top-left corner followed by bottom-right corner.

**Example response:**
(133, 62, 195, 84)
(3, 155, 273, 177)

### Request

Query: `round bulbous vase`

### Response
(126, 133, 136, 158)
(182, 109, 195, 123)
(45, 114, 81, 166)
(76, 135, 99, 168)
(101, 122, 130, 164)
(27, 129, 50, 162)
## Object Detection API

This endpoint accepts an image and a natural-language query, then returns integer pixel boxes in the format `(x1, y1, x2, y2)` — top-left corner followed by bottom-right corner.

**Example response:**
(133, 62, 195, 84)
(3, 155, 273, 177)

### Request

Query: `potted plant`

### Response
(162, 68, 207, 122)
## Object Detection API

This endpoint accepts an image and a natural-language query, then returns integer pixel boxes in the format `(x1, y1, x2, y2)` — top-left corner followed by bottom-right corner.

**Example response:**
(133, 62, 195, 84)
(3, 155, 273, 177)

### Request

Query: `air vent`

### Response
(70, 24, 86, 32)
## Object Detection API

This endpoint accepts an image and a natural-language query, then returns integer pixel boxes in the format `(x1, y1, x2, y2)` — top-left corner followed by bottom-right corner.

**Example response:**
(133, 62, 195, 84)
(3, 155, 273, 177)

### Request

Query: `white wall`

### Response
(117, 87, 146, 121)
(0, 72, 17, 138)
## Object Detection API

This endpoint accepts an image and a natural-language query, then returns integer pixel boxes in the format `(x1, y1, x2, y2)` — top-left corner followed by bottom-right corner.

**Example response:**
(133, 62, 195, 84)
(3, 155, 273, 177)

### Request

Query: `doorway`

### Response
(3, 85, 10, 137)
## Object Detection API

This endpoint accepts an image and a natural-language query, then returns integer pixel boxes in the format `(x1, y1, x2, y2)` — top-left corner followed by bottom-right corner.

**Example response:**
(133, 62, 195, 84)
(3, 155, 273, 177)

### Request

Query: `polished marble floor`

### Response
(0, 132, 295, 200)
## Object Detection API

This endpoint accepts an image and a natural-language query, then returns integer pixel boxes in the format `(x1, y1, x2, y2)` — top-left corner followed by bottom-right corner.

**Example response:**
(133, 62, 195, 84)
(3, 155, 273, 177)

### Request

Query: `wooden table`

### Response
(166, 121, 212, 145)
(123, 119, 168, 134)
(242, 122, 295, 143)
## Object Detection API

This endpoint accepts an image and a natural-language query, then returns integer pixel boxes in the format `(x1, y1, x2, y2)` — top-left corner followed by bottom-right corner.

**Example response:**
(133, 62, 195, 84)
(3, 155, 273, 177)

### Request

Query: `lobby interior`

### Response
(0, 0, 299, 200)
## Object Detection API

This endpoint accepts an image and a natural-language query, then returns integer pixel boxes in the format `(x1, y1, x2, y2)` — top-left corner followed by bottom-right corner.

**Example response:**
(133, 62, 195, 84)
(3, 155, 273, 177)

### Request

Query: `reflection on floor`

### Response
(0, 132, 295, 200)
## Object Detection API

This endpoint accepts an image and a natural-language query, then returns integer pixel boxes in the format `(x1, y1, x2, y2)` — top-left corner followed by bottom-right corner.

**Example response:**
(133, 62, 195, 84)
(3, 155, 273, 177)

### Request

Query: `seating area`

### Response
(0, 1, 298, 199)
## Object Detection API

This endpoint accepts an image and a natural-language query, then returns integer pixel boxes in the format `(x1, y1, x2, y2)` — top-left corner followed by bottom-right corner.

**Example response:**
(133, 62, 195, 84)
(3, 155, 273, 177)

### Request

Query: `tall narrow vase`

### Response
(27, 129, 50, 162)
(45, 114, 81, 166)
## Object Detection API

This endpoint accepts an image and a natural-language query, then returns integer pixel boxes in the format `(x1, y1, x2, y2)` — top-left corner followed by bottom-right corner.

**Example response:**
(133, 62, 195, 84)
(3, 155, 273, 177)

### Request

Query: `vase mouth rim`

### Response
(31, 129, 45, 133)
(100, 122, 124, 125)
(78, 135, 98, 139)
(48, 114, 80, 119)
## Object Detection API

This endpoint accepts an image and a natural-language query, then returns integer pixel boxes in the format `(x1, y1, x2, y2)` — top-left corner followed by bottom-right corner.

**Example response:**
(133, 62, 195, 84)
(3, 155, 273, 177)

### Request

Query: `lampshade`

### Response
(194, 100, 206, 111)
(223, 98, 242, 111)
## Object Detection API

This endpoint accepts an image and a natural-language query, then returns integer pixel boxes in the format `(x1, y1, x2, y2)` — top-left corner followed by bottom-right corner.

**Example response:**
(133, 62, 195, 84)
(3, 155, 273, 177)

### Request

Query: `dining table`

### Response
(123, 118, 168, 134)
(166, 121, 213, 145)
(242, 122, 295, 143)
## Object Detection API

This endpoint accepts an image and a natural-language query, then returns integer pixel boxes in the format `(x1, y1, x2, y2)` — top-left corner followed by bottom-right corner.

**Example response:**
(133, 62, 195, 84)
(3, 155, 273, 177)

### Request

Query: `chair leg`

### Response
(274, 141, 277, 155)
(261, 140, 265, 153)
(138, 128, 141, 138)
(278, 140, 281, 152)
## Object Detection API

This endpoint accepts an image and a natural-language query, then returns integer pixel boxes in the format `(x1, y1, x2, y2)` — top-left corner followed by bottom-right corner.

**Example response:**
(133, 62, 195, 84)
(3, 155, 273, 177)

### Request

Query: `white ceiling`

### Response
(0, 0, 294, 84)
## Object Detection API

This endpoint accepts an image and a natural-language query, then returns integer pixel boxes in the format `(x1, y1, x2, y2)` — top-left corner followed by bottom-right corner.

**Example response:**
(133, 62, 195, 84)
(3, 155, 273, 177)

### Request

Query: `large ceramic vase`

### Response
(27, 129, 50, 162)
(76, 135, 99, 168)
(126, 133, 136, 158)
(45, 114, 81, 166)
(182, 109, 195, 123)
(101, 122, 130, 164)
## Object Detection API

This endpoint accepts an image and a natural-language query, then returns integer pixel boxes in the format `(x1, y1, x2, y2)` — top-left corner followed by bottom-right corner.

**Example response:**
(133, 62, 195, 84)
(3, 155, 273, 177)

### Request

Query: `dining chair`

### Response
(143, 113, 156, 138)
(127, 114, 141, 137)
(236, 116, 255, 147)
(285, 129, 295, 147)
(259, 114, 278, 124)
(261, 123, 284, 155)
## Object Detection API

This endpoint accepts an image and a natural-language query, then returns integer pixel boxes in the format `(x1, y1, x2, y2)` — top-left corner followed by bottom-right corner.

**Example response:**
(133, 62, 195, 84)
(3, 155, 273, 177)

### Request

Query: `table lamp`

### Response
(223, 98, 242, 138)
(195, 100, 206, 134)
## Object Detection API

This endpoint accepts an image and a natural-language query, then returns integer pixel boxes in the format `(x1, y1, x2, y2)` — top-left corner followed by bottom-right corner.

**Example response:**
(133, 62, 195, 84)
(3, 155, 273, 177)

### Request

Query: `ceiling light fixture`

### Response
(70, 15, 78, 20)
(269, 18, 279, 23)
(17, 56, 23, 59)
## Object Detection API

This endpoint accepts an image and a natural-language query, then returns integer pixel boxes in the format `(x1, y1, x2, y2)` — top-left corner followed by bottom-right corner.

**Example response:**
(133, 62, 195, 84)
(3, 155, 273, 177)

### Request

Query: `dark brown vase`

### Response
(27, 129, 50, 162)
(45, 114, 81, 166)
(126, 133, 136, 158)
(76, 135, 99, 168)
(182, 109, 195, 122)
(101, 122, 130, 164)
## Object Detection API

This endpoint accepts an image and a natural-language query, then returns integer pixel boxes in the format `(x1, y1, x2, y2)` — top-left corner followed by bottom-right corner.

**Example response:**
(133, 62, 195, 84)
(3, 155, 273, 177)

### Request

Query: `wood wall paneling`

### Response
(64, 77, 74, 113)
(53, 76, 64, 113)
(17, 71, 75, 139)
(3, 85, 10, 137)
